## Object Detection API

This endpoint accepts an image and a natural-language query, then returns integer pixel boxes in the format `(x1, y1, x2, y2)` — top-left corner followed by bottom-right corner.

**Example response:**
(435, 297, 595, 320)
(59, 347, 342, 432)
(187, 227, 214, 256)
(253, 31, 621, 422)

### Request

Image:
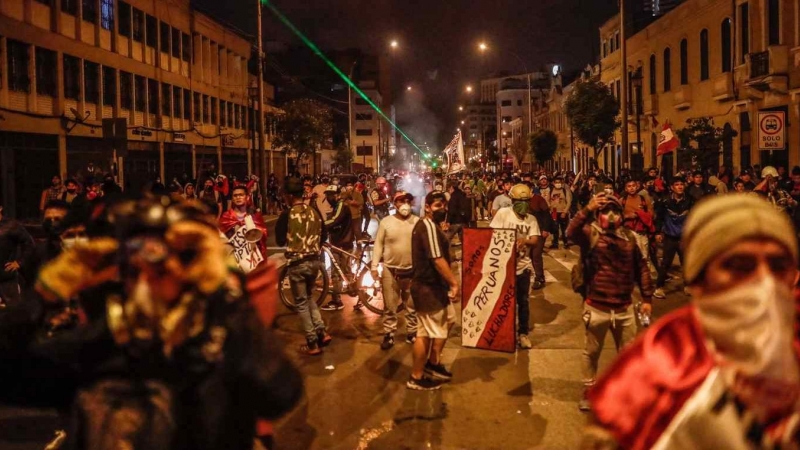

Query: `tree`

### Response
(529, 129, 558, 166)
(273, 99, 333, 175)
(674, 117, 738, 171)
(332, 144, 353, 173)
(564, 77, 620, 155)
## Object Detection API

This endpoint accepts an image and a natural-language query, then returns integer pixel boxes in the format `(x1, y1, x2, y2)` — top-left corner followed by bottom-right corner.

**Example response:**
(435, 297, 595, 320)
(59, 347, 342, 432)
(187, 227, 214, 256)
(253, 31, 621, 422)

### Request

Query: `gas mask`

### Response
(597, 207, 622, 230)
(694, 276, 799, 384)
(397, 204, 412, 217)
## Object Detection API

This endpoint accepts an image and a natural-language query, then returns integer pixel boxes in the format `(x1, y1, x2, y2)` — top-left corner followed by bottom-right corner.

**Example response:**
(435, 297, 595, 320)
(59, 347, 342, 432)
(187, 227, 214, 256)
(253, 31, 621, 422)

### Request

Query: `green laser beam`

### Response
(261, 0, 429, 160)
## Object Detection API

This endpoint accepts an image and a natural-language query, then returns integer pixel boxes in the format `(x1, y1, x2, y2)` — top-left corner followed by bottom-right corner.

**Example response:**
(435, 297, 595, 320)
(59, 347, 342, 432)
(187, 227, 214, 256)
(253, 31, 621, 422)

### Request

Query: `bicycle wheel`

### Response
(356, 265, 386, 315)
(279, 263, 330, 312)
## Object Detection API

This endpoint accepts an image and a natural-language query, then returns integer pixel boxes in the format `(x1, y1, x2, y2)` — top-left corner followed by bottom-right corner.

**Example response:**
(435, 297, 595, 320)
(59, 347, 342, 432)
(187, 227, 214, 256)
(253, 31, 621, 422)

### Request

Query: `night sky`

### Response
(197, 0, 619, 147)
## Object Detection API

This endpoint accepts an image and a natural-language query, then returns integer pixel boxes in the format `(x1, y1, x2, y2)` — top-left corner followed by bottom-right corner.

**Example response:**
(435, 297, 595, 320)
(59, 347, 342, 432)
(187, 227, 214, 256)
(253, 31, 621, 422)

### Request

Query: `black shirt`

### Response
(0, 218, 34, 283)
(411, 218, 451, 310)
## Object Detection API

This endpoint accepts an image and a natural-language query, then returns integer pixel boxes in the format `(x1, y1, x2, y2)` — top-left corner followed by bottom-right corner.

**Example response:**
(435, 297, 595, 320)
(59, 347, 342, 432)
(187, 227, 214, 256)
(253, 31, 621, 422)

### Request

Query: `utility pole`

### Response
(619, 0, 629, 177)
(256, 0, 268, 181)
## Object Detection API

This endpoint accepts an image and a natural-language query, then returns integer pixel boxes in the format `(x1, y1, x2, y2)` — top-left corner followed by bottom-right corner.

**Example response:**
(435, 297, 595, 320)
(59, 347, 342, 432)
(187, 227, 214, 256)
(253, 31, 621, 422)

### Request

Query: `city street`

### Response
(0, 219, 689, 450)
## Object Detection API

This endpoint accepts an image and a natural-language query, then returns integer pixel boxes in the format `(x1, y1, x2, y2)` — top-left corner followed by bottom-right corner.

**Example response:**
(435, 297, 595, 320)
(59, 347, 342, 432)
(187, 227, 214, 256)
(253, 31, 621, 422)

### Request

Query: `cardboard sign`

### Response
(461, 227, 517, 353)
(228, 225, 264, 273)
(758, 111, 785, 151)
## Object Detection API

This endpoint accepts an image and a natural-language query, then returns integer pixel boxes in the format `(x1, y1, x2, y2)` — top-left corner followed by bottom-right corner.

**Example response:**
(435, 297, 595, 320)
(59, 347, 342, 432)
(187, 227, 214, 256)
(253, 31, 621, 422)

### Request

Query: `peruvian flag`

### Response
(461, 228, 517, 353)
(657, 121, 679, 156)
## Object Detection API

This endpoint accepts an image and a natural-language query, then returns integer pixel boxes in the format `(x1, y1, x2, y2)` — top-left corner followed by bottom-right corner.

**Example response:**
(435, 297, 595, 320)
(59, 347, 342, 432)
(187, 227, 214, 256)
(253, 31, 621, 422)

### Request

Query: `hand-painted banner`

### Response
(461, 227, 517, 353)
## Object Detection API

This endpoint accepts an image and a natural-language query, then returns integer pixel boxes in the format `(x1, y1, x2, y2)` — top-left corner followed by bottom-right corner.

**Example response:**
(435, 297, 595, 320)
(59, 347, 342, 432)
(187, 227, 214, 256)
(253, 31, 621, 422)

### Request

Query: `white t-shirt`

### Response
(492, 194, 512, 212)
(490, 207, 541, 274)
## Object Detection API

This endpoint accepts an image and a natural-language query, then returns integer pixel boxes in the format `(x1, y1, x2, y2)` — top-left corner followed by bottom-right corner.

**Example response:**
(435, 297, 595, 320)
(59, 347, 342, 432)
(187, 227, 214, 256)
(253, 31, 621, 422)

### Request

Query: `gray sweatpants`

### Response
(382, 267, 418, 335)
(581, 303, 636, 386)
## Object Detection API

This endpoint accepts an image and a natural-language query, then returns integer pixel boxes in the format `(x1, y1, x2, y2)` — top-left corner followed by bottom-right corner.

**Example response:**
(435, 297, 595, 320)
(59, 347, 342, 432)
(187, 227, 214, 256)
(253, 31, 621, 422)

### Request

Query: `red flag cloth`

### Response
(218, 210, 269, 256)
(657, 122, 679, 156)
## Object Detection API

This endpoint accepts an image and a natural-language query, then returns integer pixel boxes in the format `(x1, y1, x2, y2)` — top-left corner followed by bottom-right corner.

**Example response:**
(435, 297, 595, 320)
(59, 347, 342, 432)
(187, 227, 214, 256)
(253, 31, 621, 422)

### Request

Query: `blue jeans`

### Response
(289, 259, 326, 342)
(516, 270, 532, 334)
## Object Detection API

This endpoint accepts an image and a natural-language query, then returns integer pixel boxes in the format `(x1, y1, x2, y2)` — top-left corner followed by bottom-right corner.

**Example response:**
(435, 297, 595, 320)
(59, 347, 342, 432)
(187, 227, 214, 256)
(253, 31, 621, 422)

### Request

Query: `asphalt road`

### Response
(0, 218, 689, 450)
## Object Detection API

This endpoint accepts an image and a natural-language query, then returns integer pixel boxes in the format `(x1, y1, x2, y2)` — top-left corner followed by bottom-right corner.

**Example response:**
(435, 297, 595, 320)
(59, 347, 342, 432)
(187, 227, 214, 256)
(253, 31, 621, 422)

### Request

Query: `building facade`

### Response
(349, 80, 383, 173)
(598, 0, 800, 177)
(0, 0, 279, 219)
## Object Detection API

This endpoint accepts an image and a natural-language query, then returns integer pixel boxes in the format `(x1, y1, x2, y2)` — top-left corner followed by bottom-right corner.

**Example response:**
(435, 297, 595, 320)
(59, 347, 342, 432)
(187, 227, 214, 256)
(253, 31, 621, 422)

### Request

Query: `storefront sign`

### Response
(461, 227, 517, 353)
(758, 111, 785, 151)
(173, 133, 186, 142)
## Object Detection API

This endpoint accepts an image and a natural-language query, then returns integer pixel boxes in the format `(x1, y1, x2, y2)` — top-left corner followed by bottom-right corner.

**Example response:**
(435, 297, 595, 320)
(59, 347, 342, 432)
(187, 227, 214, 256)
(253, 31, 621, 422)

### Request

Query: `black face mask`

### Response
(432, 209, 447, 224)
(42, 218, 61, 236)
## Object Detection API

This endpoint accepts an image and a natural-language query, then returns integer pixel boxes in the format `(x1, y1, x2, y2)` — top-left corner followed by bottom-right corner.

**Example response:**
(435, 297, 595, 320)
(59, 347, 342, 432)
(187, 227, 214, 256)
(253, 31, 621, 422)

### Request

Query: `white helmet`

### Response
(761, 166, 779, 178)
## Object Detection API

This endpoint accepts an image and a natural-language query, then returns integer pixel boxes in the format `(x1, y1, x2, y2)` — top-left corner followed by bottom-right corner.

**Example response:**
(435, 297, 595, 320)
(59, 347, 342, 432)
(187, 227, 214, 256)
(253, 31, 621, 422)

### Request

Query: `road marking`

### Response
(549, 254, 575, 272)
(544, 270, 558, 283)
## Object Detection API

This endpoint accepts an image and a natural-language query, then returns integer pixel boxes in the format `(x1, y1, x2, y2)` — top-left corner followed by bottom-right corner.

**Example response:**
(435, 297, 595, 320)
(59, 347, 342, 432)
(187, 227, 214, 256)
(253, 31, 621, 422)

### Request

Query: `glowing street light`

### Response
(390, 40, 399, 49)
(465, 85, 473, 93)
(406, 86, 412, 91)
(458, 106, 464, 111)
(461, 120, 465, 125)
(479, 42, 488, 52)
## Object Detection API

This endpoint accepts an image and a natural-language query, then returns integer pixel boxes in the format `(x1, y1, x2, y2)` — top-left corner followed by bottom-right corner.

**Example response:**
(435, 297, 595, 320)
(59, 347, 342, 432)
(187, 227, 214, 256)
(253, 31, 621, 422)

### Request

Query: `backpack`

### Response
(570, 227, 636, 296)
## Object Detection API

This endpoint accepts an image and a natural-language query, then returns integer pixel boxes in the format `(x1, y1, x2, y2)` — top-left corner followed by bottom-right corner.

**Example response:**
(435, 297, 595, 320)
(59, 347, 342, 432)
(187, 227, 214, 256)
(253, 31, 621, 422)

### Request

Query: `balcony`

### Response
(745, 46, 789, 93)
(643, 94, 659, 115)
(673, 85, 692, 110)
(712, 72, 735, 101)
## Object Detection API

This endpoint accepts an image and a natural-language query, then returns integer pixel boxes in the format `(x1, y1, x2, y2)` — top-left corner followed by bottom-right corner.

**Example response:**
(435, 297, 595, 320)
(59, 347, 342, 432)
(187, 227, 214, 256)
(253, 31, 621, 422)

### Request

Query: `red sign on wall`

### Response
(461, 228, 517, 353)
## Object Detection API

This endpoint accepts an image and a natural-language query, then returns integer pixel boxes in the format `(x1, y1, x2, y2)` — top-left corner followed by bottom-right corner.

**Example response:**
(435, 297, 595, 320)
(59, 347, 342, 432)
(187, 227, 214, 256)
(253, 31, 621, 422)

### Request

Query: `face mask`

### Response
(398, 204, 412, 217)
(62, 236, 89, 250)
(431, 209, 447, 224)
(512, 202, 529, 217)
(694, 276, 799, 384)
(554, 183, 563, 189)
(42, 219, 60, 235)
(597, 209, 621, 230)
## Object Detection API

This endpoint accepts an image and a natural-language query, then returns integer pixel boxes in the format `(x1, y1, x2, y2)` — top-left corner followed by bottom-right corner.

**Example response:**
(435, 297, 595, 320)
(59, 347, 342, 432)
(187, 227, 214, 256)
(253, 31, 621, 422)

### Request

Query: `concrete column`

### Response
(58, 134, 67, 179)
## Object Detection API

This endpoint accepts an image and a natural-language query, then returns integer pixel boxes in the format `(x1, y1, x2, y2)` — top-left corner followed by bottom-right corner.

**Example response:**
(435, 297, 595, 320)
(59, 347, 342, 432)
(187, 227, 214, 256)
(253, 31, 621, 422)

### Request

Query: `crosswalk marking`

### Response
(548, 254, 576, 272)
(544, 271, 558, 283)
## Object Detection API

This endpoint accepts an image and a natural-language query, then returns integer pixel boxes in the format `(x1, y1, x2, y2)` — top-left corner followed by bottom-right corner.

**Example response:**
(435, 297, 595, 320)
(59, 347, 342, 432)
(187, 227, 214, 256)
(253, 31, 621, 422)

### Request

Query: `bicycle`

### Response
(279, 239, 387, 315)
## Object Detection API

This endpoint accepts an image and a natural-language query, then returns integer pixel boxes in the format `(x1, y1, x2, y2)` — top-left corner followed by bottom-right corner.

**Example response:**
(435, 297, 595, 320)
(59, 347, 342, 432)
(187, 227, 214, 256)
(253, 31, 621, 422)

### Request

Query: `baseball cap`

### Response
(393, 191, 414, 202)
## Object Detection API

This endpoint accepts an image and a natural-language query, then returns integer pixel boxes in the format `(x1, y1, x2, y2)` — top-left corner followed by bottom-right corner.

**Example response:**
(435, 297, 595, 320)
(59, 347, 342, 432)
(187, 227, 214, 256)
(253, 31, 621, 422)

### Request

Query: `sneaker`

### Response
(532, 280, 544, 290)
(518, 334, 532, 349)
(653, 288, 666, 299)
(406, 376, 442, 391)
(578, 389, 592, 412)
(321, 301, 345, 311)
(380, 333, 395, 350)
(300, 340, 322, 356)
(424, 361, 453, 381)
(317, 331, 332, 347)
(405, 332, 417, 345)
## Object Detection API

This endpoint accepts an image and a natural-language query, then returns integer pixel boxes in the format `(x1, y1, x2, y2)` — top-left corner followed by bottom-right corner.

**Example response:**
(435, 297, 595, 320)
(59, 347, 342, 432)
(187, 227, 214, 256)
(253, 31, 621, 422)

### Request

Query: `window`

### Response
(768, 0, 780, 45)
(63, 54, 81, 100)
(356, 129, 373, 136)
(118, 2, 131, 37)
(227, 102, 234, 127)
(7, 40, 30, 93)
(501, 100, 512, 107)
(84, 61, 99, 103)
(171, 28, 181, 57)
(147, 79, 158, 114)
(609, 36, 615, 53)
(173, 86, 182, 118)
(210, 97, 217, 125)
(356, 146, 372, 155)
(35, 47, 57, 97)
(193, 92, 201, 122)
(217, 47, 224, 76)
(202, 95, 209, 122)
(161, 83, 171, 116)
(181, 33, 191, 62)
(615, 32, 620, 51)
(119, 71, 132, 109)
(100, 0, 113, 30)
(721, 19, 732, 72)
(680, 39, 688, 85)
(183, 89, 190, 120)
(134, 76, 146, 112)
(700, 30, 709, 81)
(355, 113, 373, 120)
(62, 0, 77, 15)
(649, 54, 657, 94)
(602, 40, 608, 57)
(739, 2, 749, 64)
(159, 22, 170, 53)
(146, 15, 157, 48)
(615, 80, 621, 101)
(219, 101, 227, 127)
(235, 104, 241, 129)
(82, 0, 96, 22)
(132, 8, 144, 42)
(663, 48, 672, 91)
(102, 66, 116, 106)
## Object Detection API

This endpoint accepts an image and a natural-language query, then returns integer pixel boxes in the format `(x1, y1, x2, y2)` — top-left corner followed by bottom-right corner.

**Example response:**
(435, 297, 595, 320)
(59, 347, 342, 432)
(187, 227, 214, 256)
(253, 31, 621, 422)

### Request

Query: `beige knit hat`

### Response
(682, 194, 798, 284)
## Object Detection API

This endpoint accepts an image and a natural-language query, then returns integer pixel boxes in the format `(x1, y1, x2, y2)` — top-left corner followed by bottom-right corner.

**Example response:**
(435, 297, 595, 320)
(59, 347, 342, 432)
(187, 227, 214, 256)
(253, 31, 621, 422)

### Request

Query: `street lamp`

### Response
(390, 40, 399, 49)
(465, 85, 473, 93)
(479, 42, 488, 52)
(461, 120, 465, 125)
(458, 106, 464, 111)
(406, 86, 412, 91)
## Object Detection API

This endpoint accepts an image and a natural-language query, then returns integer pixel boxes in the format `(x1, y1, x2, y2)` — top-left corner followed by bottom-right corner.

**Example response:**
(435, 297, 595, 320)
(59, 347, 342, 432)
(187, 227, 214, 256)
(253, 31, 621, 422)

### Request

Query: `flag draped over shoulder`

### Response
(445, 131, 466, 174)
(657, 121, 679, 156)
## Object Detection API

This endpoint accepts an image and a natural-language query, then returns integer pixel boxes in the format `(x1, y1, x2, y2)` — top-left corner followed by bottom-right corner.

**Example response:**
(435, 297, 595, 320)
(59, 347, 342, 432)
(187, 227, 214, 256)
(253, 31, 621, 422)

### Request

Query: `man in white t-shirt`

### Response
(491, 179, 514, 216)
(489, 183, 541, 349)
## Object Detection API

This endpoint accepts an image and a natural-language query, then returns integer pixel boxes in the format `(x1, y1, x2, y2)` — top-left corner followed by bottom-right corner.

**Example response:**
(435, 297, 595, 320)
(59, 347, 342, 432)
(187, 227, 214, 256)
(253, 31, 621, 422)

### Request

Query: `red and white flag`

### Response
(657, 121, 679, 156)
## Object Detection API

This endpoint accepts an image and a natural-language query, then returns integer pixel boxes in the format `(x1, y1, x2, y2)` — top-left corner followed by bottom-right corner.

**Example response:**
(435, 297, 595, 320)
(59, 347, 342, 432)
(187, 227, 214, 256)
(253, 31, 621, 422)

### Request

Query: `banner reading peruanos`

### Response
(461, 227, 517, 353)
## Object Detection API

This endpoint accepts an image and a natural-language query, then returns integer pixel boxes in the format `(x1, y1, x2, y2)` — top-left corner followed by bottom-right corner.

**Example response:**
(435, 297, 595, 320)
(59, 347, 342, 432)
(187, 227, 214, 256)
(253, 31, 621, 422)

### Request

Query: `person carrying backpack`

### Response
(567, 194, 653, 412)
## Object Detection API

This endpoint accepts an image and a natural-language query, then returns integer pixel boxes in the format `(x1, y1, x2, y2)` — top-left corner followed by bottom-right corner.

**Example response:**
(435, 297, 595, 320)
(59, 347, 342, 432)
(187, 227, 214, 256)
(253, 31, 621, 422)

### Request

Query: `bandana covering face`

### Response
(598, 209, 621, 230)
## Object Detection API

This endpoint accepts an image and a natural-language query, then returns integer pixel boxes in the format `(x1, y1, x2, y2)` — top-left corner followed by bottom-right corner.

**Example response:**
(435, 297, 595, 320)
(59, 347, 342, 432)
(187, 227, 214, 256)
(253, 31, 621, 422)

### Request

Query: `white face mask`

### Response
(397, 204, 412, 217)
(62, 236, 89, 250)
(694, 276, 800, 383)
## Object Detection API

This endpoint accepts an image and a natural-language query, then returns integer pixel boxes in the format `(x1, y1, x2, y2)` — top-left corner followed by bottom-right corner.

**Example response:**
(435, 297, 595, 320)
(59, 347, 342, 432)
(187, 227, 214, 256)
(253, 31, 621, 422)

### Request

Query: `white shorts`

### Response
(417, 303, 457, 339)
